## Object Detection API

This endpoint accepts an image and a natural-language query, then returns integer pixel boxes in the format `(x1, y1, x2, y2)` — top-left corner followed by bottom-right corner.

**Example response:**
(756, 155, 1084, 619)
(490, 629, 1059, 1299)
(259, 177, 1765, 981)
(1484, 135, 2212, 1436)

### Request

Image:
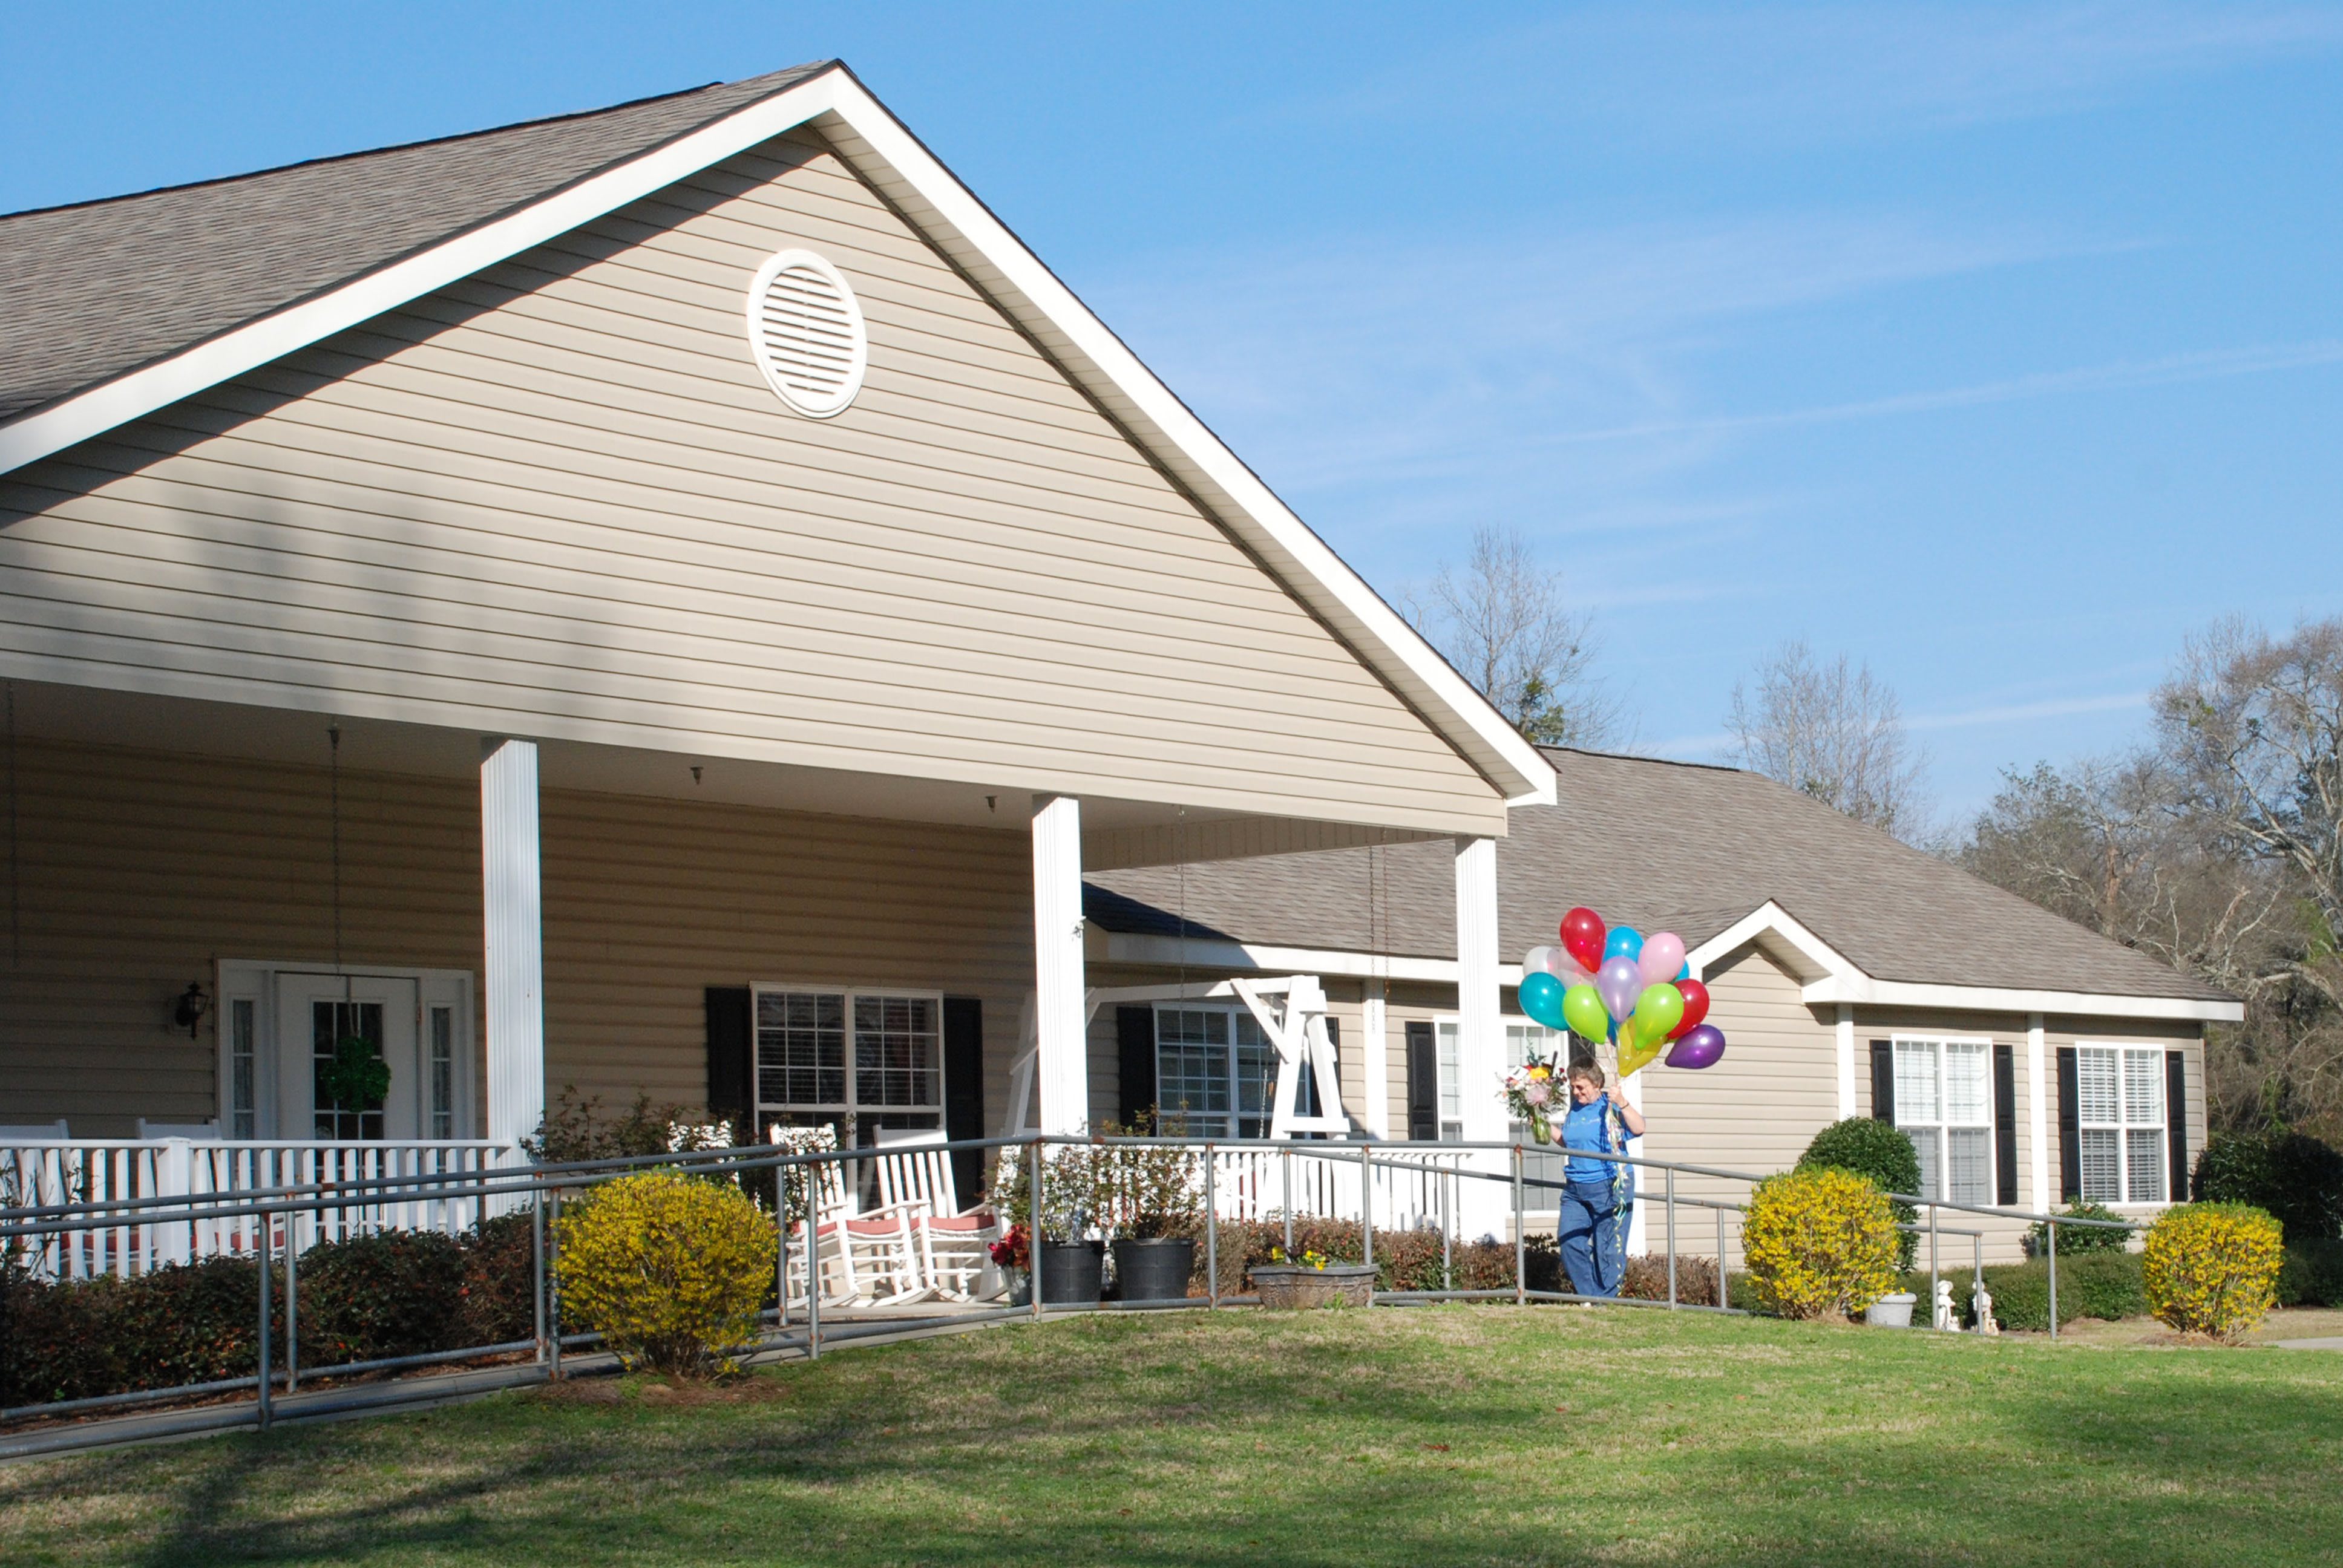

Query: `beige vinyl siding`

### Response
(0, 130, 1503, 835)
(0, 737, 1034, 1137)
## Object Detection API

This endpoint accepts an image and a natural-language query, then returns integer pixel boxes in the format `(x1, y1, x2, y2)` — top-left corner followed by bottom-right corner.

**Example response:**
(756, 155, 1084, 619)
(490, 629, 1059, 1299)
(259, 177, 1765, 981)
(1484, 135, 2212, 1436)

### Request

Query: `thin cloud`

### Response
(1904, 691, 2150, 733)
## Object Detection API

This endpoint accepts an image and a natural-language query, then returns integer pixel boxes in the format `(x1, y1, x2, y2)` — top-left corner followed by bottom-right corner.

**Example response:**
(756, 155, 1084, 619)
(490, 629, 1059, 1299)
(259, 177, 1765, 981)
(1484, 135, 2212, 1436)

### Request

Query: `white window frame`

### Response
(751, 984, 946, 1143)
(2076, 1044, 2169, 1206)
(1891, 1034, 1996, 1206)
(213, 960, 476, 1142)
(1432, 1014, 1572, 1132)
(1151, 1002, 1300, 1140)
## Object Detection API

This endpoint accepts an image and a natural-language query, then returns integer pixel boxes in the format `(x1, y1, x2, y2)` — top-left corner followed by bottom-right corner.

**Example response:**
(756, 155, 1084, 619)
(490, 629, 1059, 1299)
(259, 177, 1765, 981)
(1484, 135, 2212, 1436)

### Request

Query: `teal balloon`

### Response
(1561, 982, 1610, 1044)
(1604, 926, 1644, 963)
(1677, 962, 1691, 981)
(1519, 971, 1568, 1030)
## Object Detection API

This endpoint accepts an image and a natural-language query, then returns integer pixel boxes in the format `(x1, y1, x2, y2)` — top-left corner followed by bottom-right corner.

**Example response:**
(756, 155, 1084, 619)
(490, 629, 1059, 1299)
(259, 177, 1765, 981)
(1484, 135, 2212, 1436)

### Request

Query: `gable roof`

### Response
(0, 62, 1554, 810)
(1086, 746, 2236, 1018)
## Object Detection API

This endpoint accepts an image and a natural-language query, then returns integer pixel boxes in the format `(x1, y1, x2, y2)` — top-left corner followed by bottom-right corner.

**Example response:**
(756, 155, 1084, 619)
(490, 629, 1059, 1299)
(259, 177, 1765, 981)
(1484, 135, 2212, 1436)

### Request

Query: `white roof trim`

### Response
(1104, 898, 2241, 1024)
(0, 65, 1555, 812)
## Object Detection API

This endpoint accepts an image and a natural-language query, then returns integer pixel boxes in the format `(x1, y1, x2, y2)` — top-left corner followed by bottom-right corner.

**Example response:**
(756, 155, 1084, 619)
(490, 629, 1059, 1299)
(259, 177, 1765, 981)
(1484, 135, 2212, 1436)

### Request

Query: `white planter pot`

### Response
(1866, 1292, 1916, 1328)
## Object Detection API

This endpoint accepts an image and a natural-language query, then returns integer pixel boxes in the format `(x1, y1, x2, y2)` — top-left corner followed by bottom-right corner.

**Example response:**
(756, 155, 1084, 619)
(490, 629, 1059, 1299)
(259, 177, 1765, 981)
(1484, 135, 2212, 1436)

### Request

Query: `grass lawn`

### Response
(4, 1306, 2341, 1567)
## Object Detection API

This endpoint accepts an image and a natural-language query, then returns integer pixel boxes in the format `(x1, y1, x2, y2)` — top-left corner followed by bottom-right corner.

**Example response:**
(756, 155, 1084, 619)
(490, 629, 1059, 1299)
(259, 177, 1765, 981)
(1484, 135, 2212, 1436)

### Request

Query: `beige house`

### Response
(1084, 749, 2241, 1262)
(0, 62, 1556, 1200)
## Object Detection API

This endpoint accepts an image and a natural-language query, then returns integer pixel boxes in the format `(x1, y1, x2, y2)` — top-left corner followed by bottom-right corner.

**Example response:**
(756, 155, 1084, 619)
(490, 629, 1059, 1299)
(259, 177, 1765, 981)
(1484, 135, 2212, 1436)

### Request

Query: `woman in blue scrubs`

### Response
(1556, 1061, 1645, 1298)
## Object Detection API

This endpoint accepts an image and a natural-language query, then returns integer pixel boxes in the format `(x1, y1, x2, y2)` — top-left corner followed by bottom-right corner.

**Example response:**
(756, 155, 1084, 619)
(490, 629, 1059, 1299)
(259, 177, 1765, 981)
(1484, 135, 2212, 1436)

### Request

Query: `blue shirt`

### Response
(1559, 1093, 1631, 1185)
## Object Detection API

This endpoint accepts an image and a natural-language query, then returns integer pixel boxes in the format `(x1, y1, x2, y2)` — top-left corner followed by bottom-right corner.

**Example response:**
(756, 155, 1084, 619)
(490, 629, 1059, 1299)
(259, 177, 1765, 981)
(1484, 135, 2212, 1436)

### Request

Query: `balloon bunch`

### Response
(1517, 906, 1727, 1077)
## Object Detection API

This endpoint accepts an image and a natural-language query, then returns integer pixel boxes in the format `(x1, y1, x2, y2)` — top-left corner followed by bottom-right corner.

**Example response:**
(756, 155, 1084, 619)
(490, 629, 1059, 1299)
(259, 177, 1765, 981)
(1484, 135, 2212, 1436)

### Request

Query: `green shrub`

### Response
(1919, 1253, 2148, 1331)
(1, 1271, 125, 1406)
(2277, 1238, 2343, 1307)
(1170, 1219, 1553, 1298)
(297, 1231, 467, 1367)
(2193, 1132, 2343, 1242)
(2027, 1198, 2134, 1256)
(1743, 1168, 1901, 1321)
(1798, 1118, 1922, 1268)
(1620, 1253, 1723, 1305)
(2145, 1202, 2283, 1340)
(459, 1212, 541, 1345)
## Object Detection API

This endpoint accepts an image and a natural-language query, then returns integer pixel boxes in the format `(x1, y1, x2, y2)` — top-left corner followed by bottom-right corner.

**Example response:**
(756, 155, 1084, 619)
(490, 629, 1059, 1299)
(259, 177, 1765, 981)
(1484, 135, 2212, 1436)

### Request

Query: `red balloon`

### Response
(1559, 907, 1606, 974)
(1668, 977, 1711, 1040)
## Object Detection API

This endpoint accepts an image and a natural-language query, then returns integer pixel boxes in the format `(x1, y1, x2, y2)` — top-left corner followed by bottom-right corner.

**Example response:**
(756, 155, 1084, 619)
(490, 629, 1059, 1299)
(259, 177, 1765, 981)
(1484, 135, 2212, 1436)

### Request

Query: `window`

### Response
(1893, 1037, 1993, 1205)
(1153, 1005, 1280, 1138)
(312, 1000, 385, 1141)
(1433, 1019, 1576, 1182)
(428, 1006, 456, 1140)
(228, 999, 257, 1140)
(754, 988, 942, 1145)
(2078, 1046, 2166, 1203)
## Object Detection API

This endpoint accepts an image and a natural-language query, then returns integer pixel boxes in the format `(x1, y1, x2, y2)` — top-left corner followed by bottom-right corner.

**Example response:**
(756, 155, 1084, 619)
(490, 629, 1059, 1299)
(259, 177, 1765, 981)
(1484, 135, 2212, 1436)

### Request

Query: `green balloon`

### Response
(1561, 982, 1610, 1044)
(1634, 982, 1686, 1041)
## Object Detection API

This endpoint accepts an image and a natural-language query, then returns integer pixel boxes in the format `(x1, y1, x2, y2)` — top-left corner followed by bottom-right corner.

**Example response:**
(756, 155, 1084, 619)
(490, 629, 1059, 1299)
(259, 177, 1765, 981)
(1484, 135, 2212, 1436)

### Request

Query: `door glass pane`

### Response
(429, 1007, 454, 1140)
(1155, 1008, 1231, 1137)
(229, 999, 257, 1140)
(1436, 1022, 1460, 1122)
(853, 995, 940, 1108)
(757, 991, 846, 1110)
(2080, 1128, 2122, 1202)
(1895, 1040, 1939, 1123)
(2127, 1128, 2165, 1203)
(312, 1000, 385, 1141)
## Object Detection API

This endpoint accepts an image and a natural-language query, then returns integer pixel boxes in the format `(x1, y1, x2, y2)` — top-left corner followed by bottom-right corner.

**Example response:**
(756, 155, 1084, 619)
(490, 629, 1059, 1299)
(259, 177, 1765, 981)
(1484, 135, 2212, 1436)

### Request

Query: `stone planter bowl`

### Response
(1250, 1263, 1375, 1310)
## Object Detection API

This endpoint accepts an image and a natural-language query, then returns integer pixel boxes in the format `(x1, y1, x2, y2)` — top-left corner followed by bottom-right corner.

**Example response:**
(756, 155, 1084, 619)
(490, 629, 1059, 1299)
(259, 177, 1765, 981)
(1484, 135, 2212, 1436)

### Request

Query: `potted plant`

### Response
(989, 1145, 1104, 1305)
(1250, 1246, 1375, 1309)
(1095, 1114, 1201, 1301)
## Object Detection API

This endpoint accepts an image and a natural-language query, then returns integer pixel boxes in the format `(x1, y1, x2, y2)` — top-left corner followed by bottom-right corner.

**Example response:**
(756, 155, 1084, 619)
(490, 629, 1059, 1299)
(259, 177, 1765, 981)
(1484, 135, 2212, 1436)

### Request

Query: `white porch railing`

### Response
(1198, 1145, 1482, 1234)
(0, 1138, 519, 1281)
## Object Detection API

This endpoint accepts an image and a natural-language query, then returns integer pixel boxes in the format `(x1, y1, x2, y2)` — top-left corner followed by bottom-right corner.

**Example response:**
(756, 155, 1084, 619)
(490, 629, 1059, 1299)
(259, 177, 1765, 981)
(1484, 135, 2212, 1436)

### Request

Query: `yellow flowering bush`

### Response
(2142, 1201, 2283, 1341)
(555, 1171, 778, 1377)
(1742, 1167, 1899, 1322)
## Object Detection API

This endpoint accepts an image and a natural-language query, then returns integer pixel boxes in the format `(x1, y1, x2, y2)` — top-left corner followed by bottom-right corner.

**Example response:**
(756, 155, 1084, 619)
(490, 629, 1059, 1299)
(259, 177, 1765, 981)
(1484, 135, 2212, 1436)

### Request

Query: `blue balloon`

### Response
(1518, 970, 1568, 1031)
(1604, 926, 1644, 963)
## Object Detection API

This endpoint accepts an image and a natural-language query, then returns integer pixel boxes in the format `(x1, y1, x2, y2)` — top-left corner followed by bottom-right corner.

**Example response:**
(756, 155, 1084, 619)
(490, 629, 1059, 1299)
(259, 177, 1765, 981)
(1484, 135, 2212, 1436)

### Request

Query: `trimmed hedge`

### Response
(1620, 1252, 1722, 1305)
(2026, 1199, 2133, 1256)
(1, 1216, 539, 1410)
(1171, 1217, 1560, 1297)
(2278, 1238, 2343, 1307)
(2192, 1132, 2343, 1243)
(1906, 1252, 2148, 1331)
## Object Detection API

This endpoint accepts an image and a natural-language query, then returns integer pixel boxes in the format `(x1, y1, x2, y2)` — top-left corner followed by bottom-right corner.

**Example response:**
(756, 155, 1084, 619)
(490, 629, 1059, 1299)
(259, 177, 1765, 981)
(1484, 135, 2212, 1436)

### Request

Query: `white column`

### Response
(1031, 794, 1089, 1135)
(1360, 978, 1391, 1139)
(1453, 835, 1507, 1235)
(2027, 1012, 2050, 1210)
(481, 739, 544, 1151)
(1835, 1004, 1857, 1120)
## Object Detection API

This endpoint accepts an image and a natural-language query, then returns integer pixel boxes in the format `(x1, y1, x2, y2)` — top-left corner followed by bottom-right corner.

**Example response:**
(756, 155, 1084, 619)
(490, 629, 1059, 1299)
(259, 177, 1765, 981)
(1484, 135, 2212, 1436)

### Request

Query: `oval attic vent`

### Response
(745, 248, 868, 418)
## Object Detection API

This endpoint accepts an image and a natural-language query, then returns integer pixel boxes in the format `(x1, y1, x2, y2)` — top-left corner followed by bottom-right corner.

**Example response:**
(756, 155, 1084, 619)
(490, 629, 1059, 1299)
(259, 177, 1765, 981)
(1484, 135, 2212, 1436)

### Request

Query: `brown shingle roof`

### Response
(0, 62, 836, 423)
(1086, 747, 2227, 1001)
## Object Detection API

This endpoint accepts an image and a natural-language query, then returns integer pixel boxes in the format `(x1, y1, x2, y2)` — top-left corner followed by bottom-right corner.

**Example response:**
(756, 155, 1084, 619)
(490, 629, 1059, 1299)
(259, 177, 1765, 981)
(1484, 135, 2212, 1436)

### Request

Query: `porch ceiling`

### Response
(5, 678, 1422, 852)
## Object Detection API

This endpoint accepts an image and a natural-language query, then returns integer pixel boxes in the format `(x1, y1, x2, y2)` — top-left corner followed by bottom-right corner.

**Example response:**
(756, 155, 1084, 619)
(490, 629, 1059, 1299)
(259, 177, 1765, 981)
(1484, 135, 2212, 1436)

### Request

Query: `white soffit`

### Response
(0, 65, 1555, 813)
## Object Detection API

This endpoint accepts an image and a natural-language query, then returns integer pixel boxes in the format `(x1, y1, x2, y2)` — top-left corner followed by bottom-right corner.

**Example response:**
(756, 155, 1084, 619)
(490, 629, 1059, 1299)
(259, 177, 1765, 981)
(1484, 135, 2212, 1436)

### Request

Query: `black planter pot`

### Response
(1112, 1238, 1196, 1301)
(1037, 1240, 1104, 1305)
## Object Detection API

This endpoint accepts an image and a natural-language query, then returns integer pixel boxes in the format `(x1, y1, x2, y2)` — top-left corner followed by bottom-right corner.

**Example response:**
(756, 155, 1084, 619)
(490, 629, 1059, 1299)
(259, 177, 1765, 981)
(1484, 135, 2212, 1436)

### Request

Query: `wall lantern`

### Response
(172, 981, 209, 1039)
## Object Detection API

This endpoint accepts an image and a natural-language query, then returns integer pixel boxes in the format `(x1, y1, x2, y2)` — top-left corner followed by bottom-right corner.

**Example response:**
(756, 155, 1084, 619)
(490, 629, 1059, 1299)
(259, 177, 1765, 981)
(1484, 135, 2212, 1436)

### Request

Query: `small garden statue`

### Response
(1933, 1278, 1956, 1332)
(1974, 1282, 1997, 1334)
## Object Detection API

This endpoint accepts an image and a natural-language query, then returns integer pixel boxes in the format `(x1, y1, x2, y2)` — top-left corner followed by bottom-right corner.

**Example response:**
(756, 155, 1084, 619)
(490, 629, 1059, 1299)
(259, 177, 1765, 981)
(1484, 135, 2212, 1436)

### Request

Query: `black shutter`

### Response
(1869, 1041, 1895, 1123)
(2057, 1047, 2081, 1203)
(2166, 1049, 2189, 1203)
(704, 987, 753, 1140)
(943, 998, 985, 1204)
(1117, 1005, 1156, 1127)
(1993, 1042, 2018, 1206)
(1404, 1021, 1437, 1141)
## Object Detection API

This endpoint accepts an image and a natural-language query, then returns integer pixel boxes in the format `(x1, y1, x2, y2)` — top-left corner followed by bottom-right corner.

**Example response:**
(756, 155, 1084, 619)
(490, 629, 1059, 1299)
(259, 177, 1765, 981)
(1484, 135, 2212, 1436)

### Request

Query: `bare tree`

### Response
(1411, 525, 1627, 748)
(1726, 638, 1930, 838)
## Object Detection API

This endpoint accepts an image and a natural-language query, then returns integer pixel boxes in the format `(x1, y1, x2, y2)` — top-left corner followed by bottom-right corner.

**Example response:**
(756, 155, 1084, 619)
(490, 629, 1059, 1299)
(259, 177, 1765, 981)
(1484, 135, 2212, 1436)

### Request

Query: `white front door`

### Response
(274, 972, 422, 1141)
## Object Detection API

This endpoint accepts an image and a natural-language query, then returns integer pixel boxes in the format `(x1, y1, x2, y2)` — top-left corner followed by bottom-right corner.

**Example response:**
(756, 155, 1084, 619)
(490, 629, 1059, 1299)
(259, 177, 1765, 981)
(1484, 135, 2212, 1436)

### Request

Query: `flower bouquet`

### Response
(1502, 1056, 1566, 1144)
(989, 1222, 1031, 1273)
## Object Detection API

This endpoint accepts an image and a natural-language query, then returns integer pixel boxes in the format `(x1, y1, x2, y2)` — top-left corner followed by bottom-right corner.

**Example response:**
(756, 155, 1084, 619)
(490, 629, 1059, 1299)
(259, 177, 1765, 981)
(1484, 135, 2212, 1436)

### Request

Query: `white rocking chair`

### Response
(776, 1133, 935, 1308)
(873, 1129, 998, 1301)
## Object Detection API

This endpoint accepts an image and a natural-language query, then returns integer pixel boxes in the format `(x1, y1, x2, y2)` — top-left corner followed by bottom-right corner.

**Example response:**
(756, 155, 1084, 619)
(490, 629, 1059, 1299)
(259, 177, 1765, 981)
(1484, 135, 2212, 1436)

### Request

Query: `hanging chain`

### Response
(329, 724, 344, 982)
(5, 679, 17, 969)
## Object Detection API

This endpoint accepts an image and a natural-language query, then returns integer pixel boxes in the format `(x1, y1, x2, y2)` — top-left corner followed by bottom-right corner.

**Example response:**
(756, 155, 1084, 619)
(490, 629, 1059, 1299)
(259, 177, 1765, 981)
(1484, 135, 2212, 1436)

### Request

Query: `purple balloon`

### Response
(1666, 1025, 1726, 1070)
(1596, 955, 1643, 1022)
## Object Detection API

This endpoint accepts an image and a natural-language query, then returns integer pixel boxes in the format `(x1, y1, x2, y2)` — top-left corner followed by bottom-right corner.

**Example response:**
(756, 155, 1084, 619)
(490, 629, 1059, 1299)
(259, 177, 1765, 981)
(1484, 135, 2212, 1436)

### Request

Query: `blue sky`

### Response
(8, 3, 2341, 820)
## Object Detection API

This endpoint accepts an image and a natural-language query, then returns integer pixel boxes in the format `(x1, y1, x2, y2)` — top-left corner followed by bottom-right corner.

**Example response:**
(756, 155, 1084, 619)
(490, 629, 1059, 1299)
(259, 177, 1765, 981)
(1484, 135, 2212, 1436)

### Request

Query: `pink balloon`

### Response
(1596, 955, 1643, 1022)
(1637, 933, 1687, 990)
